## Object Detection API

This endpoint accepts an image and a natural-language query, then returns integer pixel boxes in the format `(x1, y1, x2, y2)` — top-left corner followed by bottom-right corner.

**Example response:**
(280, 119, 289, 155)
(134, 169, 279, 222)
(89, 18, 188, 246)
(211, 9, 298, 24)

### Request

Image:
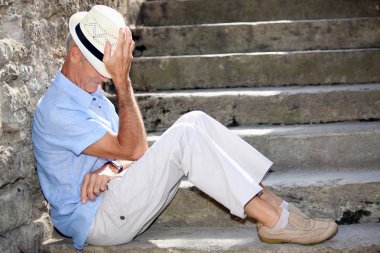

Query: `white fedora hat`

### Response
(69, 5, 127, 78)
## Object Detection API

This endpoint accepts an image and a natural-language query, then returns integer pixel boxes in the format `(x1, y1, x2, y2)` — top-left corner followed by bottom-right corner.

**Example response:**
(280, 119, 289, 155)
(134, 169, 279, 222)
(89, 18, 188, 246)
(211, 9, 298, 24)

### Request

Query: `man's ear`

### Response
(69, 45, 83, 64)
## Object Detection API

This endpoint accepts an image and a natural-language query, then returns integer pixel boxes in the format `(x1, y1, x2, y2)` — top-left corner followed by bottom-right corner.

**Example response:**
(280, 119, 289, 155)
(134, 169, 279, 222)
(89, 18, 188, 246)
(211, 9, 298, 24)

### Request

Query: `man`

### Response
(32, 5, 337, 250)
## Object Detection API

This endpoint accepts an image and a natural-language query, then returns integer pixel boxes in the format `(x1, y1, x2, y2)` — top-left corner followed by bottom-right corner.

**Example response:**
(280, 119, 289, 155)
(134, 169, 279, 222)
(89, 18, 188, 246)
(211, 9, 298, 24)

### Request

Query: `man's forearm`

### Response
(115, 78, 148, 160)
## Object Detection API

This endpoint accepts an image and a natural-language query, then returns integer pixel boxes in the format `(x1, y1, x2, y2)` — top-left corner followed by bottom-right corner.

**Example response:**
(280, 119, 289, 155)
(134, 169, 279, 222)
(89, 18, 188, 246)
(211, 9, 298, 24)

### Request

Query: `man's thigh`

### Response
(87, 136, 184, 246)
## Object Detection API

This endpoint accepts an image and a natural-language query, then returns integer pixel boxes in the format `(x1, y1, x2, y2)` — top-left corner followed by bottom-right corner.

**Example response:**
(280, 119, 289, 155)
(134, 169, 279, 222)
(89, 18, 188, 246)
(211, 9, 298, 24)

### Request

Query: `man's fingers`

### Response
(80, 174, 90, 204)
(87, 173, 97, 201)
(123, 27, 133, 58)
(115, 28, 126, 54)
(100, 177, 108, 192)
(103, 41, 111, 64)
(93, 175, 102, 196)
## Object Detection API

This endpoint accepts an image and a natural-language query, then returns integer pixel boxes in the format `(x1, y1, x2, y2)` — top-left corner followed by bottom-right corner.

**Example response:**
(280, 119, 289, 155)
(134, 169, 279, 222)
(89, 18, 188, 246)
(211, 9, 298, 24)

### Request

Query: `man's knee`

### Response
(178, 110, 209, 124)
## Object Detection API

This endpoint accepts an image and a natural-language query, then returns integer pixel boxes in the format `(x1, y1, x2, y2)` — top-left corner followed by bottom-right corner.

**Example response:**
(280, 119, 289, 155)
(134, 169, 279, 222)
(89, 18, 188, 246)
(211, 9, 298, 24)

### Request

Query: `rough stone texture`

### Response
(133, 18, 380, 57)
(130, 49, 380, 91)
(0, 222, 45, 253)
(0, 1, 135, 252)
(125, 0, 145, 26)
(0, 183, 33, 234)
(42, 223, 380, 253)
(119, 84, 380, 131)
(142, 0, 380, 26)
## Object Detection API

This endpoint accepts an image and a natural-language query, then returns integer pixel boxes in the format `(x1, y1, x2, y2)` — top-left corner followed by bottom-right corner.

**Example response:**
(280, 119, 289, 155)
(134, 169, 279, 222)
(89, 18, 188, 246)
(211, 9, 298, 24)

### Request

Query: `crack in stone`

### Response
(0, 176, 27, 192)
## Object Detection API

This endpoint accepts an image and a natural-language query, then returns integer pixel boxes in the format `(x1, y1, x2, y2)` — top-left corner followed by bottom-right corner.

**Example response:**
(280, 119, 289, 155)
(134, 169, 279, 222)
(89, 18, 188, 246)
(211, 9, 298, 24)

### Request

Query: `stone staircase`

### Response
(42, 0, 380, 252)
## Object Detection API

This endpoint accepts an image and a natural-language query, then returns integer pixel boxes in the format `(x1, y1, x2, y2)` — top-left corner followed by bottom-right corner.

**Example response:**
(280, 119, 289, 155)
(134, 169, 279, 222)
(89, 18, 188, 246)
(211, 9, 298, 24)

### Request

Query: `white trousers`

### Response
(87, 111, 272, 246)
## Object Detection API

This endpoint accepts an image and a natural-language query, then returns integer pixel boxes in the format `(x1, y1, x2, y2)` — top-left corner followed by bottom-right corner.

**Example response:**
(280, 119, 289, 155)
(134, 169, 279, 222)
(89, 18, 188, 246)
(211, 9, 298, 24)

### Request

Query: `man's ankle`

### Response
(263, 207, 284, 228)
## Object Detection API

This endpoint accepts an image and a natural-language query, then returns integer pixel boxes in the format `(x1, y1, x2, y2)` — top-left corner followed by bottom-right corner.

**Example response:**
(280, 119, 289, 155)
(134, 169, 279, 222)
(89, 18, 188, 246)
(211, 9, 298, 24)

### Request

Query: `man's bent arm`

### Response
(83, 28, 148, 161)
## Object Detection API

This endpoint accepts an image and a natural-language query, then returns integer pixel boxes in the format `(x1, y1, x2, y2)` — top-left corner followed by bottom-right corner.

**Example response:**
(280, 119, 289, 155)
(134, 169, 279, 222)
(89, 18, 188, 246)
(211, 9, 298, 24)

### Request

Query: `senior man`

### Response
(32, 5, 337, 250)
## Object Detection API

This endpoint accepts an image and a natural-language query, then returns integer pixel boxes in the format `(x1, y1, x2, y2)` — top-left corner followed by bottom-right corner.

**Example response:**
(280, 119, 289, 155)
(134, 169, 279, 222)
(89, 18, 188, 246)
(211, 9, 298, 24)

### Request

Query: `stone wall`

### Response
(0, 1, 141, 252)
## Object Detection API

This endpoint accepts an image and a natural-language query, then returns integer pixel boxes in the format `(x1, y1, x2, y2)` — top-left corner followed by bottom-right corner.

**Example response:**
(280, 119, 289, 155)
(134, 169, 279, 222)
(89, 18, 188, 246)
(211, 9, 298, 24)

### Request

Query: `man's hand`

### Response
(80, 163, 118, 204)
(103, 27, 135, 87)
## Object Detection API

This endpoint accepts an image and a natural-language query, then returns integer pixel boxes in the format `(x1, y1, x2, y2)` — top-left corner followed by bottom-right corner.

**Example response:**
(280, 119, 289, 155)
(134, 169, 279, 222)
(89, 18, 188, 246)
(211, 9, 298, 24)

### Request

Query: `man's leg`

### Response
(173, 111, 337, 244)
(259, 183, 283, 207)
(259, 183, 311, 219)
(244, 196, 281, 228)
(87, 111, 336, 246)
(87, 111, 273, 245)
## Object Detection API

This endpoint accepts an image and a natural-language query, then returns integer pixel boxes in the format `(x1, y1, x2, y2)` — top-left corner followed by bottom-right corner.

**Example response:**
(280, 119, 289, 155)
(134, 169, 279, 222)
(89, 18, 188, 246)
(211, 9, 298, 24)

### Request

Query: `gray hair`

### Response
(66, 33, 74, 55)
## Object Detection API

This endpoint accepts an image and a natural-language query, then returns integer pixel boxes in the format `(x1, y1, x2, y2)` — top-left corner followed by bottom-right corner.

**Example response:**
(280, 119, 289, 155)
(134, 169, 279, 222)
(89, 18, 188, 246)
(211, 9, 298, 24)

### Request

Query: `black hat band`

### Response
(75, 24, 104, 61)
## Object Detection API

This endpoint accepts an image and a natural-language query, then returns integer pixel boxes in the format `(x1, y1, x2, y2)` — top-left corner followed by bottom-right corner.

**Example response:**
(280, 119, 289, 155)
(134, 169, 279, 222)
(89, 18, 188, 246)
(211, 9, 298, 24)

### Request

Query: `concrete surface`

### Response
(133, 18, 380, 56)
(130, 49, 380, 90)
(141, 0, 380, 26)
(111, 84, 380, 131)
(42, 223, 380, 252)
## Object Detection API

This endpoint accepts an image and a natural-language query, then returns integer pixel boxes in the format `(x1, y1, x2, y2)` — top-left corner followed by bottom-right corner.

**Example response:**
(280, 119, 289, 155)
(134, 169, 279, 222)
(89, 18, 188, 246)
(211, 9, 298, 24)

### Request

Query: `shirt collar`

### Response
(52, 70, 104, 108)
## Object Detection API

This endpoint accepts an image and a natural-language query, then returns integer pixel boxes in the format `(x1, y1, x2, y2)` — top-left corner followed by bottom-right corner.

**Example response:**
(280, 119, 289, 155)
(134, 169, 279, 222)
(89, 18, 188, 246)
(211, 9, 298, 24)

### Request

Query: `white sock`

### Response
(279, 200, 289, 211)
(273, 208, 290, 229)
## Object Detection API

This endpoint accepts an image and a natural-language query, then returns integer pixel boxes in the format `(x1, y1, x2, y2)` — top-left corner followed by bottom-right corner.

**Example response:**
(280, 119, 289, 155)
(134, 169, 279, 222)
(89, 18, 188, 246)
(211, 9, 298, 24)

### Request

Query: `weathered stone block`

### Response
(142, 0, 380, 26)
(130, 84, 380, 131)
(133, 18, 380, 57)
(0, 145, 34, 188)
(131, 49, 380, 90)
(0, 39, 13, 65)
(0, 62, 19, 82)
(0, 146, 14, 187)
(0, 222, 44, 253)
(0, 183, 33, 234)
(0, 14, 24, 42)
(1, 84, 30, 132)
(0, 86, 2, 138)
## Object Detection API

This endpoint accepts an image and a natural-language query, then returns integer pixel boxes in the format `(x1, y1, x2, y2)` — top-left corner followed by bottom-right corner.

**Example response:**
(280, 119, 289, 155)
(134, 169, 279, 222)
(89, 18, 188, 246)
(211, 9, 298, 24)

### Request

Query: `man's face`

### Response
(75, 53, 109, 93)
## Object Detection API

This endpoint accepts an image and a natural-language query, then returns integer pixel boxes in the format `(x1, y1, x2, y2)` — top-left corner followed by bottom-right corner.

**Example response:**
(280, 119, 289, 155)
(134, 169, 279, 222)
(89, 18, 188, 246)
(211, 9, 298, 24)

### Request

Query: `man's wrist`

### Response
(106, 161, 123, 174)
(113, 77, 131, 88)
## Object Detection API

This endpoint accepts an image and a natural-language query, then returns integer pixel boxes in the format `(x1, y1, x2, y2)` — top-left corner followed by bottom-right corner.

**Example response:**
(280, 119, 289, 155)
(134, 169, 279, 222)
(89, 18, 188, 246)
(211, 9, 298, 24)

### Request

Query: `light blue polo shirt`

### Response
(32, 70, 119, 250)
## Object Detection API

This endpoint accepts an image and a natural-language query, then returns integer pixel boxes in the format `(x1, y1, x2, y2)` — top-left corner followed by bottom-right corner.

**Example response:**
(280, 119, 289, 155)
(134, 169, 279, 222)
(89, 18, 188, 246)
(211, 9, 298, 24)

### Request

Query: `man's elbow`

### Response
(128, 143, 148, 161)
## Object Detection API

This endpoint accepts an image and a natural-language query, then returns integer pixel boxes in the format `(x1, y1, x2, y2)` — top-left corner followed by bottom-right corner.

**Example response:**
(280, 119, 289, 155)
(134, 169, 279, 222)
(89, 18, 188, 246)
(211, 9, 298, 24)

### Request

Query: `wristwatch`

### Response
(107, 160, 124, 174)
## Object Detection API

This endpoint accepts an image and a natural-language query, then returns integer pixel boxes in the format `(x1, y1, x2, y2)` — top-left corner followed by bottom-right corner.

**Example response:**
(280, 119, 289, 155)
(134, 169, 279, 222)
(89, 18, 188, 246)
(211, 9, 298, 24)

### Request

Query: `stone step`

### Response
(146, 121, 380, 172)
(133, 18, 380, 57)
(43, 223, 380, 252)
(130, 49, 380, 91)
(141, 0, 380, 26)
(153, 170, 380, 228)
(112, 84, 380, 131)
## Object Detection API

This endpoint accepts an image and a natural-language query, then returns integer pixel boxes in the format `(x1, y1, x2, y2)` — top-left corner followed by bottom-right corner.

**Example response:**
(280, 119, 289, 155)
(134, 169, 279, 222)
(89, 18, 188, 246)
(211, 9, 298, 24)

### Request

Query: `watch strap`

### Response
(108, 161, 123, 174)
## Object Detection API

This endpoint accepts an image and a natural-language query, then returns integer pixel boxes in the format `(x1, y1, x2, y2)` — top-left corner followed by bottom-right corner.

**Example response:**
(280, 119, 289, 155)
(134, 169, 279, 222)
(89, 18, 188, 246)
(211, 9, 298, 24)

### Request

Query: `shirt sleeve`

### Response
(44, 107, 110, 156)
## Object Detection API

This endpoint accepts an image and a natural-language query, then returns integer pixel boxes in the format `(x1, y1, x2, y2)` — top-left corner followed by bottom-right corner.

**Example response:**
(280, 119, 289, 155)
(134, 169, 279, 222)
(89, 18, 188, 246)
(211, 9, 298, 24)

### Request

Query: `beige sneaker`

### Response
(257, 212, 338, 245)
(289, 203, 334, 222)
(288, 203, 308, 218)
